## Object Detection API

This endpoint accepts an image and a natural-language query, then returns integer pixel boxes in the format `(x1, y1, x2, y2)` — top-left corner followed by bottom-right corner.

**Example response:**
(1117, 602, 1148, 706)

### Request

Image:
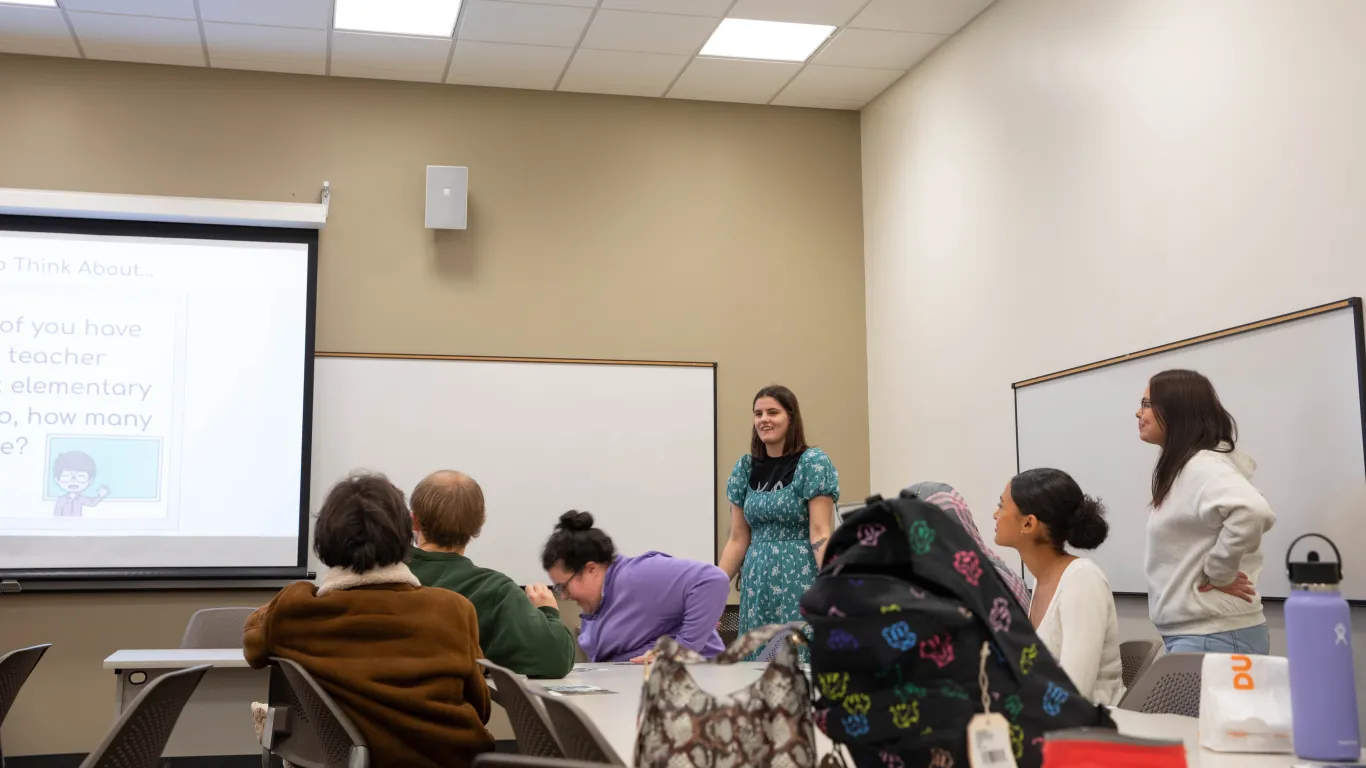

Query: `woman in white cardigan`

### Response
(994, 467, 1125, 705)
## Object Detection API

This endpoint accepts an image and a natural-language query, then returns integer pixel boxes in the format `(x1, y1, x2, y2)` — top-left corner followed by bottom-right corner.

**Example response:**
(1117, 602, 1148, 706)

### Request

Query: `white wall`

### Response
(862, 0, 1366, 725)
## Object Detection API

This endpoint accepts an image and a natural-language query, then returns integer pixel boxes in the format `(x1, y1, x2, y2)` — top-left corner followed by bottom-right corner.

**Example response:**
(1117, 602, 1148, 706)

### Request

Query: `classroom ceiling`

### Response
(0, 0, 993, 110)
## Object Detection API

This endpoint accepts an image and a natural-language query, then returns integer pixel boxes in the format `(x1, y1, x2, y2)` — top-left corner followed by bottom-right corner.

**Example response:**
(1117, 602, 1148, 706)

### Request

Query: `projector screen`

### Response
(0, 216, 316, 583)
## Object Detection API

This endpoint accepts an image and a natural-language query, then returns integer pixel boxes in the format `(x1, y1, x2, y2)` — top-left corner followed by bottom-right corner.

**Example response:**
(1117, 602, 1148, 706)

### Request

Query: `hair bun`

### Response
(557, 510, 595, 532)
(1066, 496, 1109, 550)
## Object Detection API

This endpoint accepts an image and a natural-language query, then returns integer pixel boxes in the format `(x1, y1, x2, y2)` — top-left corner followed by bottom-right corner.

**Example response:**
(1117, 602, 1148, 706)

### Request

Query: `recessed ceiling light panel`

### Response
(699, 18, 835, 63)
(334, 0, 462, 38)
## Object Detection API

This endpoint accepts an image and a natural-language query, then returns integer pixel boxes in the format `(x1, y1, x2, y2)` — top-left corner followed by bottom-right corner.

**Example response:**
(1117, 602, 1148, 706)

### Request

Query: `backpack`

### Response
(799, 491, 1116, 768)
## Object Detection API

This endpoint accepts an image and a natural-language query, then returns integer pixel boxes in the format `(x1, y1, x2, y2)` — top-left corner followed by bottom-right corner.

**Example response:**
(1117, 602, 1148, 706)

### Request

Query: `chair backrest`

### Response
(79, 664, 209, 768)
(1117, 652, 1203, 717)
(261, 657, 369, 768)
(0, 644, 51, 730)
(528, 688, 624, 765)
(717, 605, 740, 648)
(179, 607, 255, 649)
(478, 660, 564, 759)
(474, 756, 613, 767)
(1119, 639, 1161, 690)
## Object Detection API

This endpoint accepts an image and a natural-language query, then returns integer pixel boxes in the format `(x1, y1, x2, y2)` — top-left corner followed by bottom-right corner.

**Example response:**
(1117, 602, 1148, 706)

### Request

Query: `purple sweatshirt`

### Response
(577, 552, 729, 662)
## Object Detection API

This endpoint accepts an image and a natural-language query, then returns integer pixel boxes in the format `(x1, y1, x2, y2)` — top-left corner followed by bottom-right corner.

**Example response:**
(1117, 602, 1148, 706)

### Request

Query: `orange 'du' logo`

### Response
(1232, 654, 1255, 690)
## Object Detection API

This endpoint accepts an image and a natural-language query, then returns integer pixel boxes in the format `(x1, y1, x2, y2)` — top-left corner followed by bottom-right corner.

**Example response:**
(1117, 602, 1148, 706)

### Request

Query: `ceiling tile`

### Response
(496, 0, 597, 6)
(59, 0, 196, 20)
(813, 28, 943, 70)
(199, 0, 332, 29)
(458, 0, 592, 47)
(445, 40, 571, 90)
(204, 22, 327, 71)
(727, 0, 865, 26)
(849, 0, 993, 34)
(601, 0, 731, 15)
(212, 57, 327, 76)
(68, 10, 204, 66)
(331, 66, 444, 84)
(774, 64, 902, 103)
(667, 57, 800, 104)
(330, 30, 452, 80)
(0, 5, 79, 58)
(559, 48, 688, 97)
(769, 93, 864, 110)
(581, 10, 717, 56)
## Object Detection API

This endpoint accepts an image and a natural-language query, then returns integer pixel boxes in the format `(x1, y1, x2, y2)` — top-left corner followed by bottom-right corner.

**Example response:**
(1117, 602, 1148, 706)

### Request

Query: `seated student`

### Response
(407, 470, 576, 678)
(993, 468, 1125, 705)
(244, 472, 494, 768)
(541, 510, 729, 662)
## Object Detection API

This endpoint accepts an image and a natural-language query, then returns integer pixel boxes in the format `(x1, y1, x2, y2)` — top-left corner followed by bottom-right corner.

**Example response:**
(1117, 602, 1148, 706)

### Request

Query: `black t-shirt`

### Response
(749, 451, 803, 493)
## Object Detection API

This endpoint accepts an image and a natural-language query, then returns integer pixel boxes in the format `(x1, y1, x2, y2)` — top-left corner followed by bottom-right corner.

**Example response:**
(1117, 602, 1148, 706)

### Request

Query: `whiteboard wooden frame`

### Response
(1011, 297, 1366, 603)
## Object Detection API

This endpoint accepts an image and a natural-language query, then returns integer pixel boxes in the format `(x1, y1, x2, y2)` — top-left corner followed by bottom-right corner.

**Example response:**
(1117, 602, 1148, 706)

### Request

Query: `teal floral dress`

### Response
(727, 448, 840, 656)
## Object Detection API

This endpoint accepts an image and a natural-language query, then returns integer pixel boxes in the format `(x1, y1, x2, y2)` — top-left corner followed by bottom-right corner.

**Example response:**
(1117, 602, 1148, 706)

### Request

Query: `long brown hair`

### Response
(1148, 369, 1237, 506)
(750, 384, 809, 459)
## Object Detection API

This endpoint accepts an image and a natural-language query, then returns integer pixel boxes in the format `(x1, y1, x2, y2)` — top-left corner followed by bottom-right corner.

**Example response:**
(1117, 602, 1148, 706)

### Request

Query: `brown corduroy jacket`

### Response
(244, 563, 495, 768)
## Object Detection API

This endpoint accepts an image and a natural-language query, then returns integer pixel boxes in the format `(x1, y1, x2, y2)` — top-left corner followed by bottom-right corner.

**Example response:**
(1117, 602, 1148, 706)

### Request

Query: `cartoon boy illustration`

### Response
(52, 451, 109, 518)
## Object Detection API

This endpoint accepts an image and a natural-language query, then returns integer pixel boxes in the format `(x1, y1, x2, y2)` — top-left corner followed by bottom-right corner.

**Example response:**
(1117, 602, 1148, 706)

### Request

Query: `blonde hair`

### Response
(411, 471, 486, 549)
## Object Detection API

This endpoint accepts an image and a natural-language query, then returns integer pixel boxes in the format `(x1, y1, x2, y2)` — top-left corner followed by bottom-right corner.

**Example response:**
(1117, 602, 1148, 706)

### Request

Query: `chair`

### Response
(180, 607, 256, 649)
(474, 757, 612, 767)
(717, 605, 740, 648)
(79, 664, 209, 768)
(260, 657, 369, 768)
(528, 688, 625, 765)
(478, 660, 564, 759)
(1117, 652, 1203, 717)
(1119, 639, 1161, 690)
(0, 644, 52, 768)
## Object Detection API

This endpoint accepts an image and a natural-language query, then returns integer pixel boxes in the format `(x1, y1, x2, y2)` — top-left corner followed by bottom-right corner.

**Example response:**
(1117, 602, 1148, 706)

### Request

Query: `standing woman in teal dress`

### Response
(719, 385, 839, 649)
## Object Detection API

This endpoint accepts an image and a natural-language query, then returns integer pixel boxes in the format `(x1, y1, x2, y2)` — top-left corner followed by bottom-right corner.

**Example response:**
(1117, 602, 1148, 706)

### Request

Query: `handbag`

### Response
(635, 622, 817, 768)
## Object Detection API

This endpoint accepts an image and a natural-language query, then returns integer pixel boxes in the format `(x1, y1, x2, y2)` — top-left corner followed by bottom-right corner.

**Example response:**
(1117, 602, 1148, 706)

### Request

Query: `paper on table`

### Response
(544, 684, 616, 696)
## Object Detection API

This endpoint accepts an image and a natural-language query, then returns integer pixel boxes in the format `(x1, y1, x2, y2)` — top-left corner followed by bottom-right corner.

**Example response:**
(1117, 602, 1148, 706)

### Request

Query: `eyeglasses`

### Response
(1139, 398, 1152, 410)
(551, 570, 580, 598)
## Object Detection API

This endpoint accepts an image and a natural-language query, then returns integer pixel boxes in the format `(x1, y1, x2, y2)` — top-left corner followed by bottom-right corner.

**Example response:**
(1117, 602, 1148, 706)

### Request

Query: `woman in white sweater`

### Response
(993, 468, 1125, 705)
(1139, 369, 1276, 654)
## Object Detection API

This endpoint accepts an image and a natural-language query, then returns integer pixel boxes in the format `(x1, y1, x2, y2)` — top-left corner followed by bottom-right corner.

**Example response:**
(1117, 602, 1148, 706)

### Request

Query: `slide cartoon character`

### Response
(51, 451, 110, 518)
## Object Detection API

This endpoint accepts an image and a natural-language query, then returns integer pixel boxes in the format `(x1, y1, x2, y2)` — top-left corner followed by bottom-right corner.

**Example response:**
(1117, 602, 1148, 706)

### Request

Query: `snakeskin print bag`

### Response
(635, 622, 817, 768)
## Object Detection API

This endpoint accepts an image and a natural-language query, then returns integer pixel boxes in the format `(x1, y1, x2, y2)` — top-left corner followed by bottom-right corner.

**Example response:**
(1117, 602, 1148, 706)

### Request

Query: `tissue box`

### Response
(1199, 653, 1293, 753)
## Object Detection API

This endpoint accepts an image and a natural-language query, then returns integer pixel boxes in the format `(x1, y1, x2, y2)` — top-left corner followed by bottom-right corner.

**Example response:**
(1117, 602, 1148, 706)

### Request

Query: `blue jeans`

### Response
(1162, 623, 1271, 654)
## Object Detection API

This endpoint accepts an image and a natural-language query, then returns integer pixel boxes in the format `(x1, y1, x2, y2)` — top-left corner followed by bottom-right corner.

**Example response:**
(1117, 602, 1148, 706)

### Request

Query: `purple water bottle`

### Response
(1285, 533, 1360, 762)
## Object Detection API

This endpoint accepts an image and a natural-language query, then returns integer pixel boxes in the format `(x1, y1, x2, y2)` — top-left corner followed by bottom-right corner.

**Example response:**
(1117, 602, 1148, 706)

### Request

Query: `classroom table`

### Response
(522, 662, 1365, 768)
(103, 648, 265, 757)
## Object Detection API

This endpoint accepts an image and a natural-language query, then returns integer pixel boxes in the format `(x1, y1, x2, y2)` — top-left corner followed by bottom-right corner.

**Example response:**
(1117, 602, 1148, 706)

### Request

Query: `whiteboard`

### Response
(1015, 301, 1366, 600)
(309, 355, 717, 585)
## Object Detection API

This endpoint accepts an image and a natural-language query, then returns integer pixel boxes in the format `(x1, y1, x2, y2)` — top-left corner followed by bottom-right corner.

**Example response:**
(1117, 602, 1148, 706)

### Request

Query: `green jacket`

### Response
(408, 547, 576, 679)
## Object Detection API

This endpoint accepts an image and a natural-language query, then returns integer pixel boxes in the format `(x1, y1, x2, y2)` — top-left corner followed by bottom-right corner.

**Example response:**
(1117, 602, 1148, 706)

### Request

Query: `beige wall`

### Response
(0, 53, 868, 755)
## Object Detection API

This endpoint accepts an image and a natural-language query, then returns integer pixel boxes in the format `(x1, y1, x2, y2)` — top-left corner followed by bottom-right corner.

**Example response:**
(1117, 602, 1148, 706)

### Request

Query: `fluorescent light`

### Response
(699, 18, 835, 63)
(334, 0, 462, 38)
(0, 0, 59, 6)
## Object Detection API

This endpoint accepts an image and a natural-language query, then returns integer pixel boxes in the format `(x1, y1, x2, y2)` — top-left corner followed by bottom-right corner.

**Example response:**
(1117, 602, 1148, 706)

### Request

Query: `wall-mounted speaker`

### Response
(425, 165, 468, 230)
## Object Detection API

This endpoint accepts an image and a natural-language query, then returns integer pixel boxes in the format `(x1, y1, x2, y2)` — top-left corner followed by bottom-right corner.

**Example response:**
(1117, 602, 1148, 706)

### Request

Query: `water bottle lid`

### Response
(1286, 533, 1344, 586)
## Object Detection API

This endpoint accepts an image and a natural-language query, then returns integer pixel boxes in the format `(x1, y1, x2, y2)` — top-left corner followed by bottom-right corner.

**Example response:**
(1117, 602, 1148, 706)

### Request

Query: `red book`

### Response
(1043, 728, 1187, 768)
